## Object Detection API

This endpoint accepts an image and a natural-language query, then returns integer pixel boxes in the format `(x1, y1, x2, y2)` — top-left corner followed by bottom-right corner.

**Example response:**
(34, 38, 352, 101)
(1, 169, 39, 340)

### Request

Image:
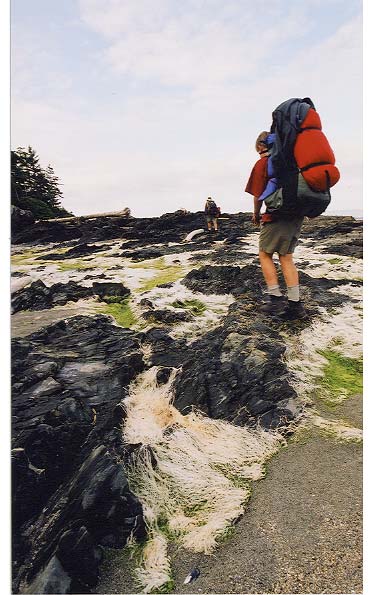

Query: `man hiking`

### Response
(204, 197, 220, 232)
(245, 131, 307, 320)
(245, 98, 340, 321)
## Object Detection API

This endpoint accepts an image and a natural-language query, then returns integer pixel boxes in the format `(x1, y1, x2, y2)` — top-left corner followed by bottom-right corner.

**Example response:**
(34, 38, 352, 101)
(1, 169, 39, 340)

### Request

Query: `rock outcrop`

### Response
(11, 205, 35, 233)
(11, 281, 130, 313)
(12, 316, 145, 593)
(10, 211, 362, 594)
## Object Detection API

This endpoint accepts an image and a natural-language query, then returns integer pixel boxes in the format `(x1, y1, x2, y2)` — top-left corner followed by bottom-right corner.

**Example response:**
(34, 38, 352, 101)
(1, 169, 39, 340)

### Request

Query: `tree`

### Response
(11, 146, 73, 219)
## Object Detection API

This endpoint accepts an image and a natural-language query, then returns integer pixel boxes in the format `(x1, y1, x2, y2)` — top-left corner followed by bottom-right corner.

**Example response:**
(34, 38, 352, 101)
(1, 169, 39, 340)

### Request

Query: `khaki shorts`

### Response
(259, 217, 304, 255)
(206, 216, 218, 224)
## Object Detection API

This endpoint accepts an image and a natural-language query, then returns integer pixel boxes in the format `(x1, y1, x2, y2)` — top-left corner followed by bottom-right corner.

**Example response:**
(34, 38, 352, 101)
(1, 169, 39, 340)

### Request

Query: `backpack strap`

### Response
(300, 161, 331, 172)
(297, 126, 321, 133)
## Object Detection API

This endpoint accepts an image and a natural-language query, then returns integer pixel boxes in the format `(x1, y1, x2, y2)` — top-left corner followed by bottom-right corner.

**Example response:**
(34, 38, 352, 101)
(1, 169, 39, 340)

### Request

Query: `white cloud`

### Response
(11, 3, 362, 217)
(79, 0, 312, 89)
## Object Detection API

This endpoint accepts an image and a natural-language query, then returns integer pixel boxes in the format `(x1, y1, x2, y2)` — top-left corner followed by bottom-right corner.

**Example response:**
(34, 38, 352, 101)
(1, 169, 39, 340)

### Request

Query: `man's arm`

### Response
(252, 196, 262, 225)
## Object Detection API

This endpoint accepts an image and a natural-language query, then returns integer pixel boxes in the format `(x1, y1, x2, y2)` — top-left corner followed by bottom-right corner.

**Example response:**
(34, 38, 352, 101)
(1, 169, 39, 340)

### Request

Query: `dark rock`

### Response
(12, 448, 46, 529)
(182, 265, 242, 294)
(140, 298, 155, 310)
(12, 316, 146, 593)
(112, 402, 126, 424)
(83, 273, 108, 280)
(124, 247, 166, 261)
(36, 243, 111, 261)
(302, 217, 363, 259)
(156, 367, 173, 385)
(25, 554, 72, 594)
(11, 280, 93, 313)
(11, 205, 35, 233)
(156, 282, 174, 288)
(207, 249, 252, 264)
(182, 264, 352, 309)
(10, 214, 363, 592)
(142, 309, 193, 324)
(12, 211, 255, 247)
(143, 329, 189, 368)
(172, 314, 298, 428)
(92, 282, 130, 300)
(67, 445, 145, 544)
(56, 526, 103, 587)
(323, 241, 363, 259)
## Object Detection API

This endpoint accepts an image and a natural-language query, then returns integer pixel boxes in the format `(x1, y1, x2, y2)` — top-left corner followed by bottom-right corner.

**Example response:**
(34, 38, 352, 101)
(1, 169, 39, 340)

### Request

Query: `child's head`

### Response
(255, 131, 270, 153)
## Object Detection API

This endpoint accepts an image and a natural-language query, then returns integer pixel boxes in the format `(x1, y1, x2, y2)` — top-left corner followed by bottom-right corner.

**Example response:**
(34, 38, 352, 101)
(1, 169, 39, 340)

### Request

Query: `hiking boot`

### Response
(279, 300, 308, 320)
(259, 295, 287, 314)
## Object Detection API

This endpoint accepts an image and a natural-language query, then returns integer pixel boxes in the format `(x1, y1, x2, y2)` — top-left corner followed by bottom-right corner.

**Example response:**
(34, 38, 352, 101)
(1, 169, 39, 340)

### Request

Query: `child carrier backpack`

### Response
(264, 97, 340, 219)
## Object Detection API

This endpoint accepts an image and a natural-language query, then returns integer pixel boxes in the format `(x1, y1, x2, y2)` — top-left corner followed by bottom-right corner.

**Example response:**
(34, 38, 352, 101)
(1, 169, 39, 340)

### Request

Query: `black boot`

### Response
(259, 295, 287, 315)
(280, 300, 308, 320)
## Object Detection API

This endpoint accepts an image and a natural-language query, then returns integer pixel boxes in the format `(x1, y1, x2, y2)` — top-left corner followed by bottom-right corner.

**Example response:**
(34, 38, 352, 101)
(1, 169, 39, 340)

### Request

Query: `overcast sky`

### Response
(11, 0, 362, 217)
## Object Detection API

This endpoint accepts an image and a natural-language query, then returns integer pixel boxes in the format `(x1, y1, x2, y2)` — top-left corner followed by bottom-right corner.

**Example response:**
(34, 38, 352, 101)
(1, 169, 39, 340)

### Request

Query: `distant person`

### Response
(245, 131, 307, 320)
(205, 197, 220, 232)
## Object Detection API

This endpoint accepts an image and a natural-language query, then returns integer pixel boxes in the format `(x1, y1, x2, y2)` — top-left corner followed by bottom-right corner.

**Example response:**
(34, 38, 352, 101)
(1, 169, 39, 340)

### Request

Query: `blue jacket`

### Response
(258, 134, 279, 202)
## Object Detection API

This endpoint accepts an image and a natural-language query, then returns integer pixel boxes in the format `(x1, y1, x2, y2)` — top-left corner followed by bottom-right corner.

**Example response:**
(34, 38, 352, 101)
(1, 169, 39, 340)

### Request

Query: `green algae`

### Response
(130, 257, 168, 270)
(139, 266, 185, 292)
(57, 260, 97, 271)
(317, 349, 363, 406)
(101, 297, 137, 327)
(171, 298, 206, 316)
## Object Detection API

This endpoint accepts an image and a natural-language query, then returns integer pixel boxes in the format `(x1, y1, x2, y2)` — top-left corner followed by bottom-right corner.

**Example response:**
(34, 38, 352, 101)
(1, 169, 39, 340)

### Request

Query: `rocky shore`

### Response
(11, 211, 363, 594)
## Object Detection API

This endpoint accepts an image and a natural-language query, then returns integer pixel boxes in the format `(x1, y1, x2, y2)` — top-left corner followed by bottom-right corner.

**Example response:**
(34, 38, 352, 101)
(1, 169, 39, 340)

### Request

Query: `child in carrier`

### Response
(245, 131, 307, 320)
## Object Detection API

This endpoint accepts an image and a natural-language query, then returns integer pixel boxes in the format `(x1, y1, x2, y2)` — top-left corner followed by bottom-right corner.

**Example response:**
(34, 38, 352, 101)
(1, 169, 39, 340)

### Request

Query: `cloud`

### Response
(11, 2, 362, 217)
(79, 0, 312, 89)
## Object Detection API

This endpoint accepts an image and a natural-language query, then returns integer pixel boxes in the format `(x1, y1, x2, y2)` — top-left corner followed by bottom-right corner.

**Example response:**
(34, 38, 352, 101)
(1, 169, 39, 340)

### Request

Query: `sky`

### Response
(11, 0, 362, 217)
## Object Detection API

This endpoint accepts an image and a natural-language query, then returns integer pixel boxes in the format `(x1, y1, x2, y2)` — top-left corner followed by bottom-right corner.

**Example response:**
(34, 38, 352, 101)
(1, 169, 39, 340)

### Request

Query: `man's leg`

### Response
(213, 218, 218, 231)
(258, 251, 286, 312)
(278, 253, 307, 318)
(278, 253, 299, 293)
(259, 251, 280, 292)
(207, 219, 212, 231)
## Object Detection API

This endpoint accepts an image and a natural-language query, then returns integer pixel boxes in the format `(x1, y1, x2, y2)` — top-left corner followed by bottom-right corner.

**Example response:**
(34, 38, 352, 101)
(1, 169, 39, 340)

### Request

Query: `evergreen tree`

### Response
(11, 146, 73, 219)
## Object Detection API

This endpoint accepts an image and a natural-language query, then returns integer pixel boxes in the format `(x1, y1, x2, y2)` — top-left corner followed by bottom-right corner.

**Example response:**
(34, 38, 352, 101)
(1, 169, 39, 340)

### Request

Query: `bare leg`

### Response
(259, 251, 279, 287)
(278, 253, 299, 287)
(213, 218, 218, 231)
(207, 221, 212, 231)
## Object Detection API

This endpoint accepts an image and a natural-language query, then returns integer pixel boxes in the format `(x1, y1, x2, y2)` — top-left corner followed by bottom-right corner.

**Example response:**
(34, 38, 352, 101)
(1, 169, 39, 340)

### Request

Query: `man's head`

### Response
(255, 131, 270, 153)
(207, 197, 213, 202)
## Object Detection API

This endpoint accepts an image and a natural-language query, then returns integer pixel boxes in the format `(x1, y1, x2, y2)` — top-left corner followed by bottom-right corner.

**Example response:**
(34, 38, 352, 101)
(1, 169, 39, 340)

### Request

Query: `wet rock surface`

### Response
(11, 280, 93, 313)
(301, 217, 363, 258)
(11, 280, 130, 313)
(12, 211, 362, 260)
(12, 316, 145, 593)
(36, 243, 112, 260)
(142, 308, 194, 324)
(10, 212, 362, 593)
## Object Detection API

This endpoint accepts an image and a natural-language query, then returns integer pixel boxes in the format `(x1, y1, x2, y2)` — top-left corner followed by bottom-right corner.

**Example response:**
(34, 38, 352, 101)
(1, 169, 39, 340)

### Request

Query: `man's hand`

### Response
(252, 212, 261, 226)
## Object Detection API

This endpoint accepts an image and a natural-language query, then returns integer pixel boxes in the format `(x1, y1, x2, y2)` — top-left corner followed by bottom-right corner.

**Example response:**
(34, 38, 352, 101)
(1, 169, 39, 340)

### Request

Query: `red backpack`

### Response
(294, 108, 340, 192)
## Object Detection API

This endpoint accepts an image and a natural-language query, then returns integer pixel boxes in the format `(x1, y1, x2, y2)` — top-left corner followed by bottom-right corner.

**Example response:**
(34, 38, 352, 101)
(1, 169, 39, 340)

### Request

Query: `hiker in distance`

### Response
(245, 97, 340, 320)
(204, 197, 220, 232)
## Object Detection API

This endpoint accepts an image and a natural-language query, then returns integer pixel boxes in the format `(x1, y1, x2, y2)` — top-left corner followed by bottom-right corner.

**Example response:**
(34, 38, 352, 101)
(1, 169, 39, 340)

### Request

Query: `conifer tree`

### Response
(11, 146, 73, 218)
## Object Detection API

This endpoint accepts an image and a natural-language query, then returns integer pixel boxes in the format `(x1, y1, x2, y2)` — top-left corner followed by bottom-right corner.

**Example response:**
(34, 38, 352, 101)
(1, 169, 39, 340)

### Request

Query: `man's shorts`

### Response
(259, 217, 304, 255)
(206, 215, 218, 224)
